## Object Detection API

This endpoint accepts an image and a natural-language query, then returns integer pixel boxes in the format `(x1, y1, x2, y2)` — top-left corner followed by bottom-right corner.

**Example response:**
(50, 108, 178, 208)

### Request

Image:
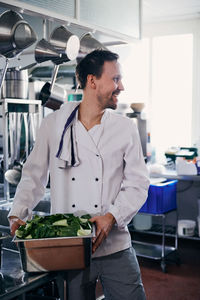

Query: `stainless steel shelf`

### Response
(132, 240, 176, 260)
(129, 224, 200, 241)
(150, 170, 200, 181)
(131, 210, 179, 272)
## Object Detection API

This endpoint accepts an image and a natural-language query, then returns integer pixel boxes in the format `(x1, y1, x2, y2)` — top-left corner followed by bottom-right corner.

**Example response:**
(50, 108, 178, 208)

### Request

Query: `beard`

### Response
(97, 90, 120, 110)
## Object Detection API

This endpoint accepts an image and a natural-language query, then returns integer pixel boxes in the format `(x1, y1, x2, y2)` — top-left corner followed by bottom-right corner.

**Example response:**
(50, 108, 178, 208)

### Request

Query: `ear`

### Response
(87, 74, 96, 89)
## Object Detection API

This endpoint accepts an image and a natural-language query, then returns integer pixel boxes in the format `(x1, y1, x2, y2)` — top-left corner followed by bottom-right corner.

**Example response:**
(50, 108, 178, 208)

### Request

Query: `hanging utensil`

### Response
(4, 164, 22, 186)
(77, 32, 108, 63)
(4, 112, 22, 186)
(0, 10, 36, 96)
(29, 113, 36, 148)
(39, 64, 67, 110)
(23, 113, 29, 159)
(0, 58, 9, 92)
(0, 10, 37, 58)
(4, 113, 27, 186)
(8, 112, 16, 166)
(49, 26, 80, 64)
(16, 112, 22, 162)
(35, 38, 62, 64)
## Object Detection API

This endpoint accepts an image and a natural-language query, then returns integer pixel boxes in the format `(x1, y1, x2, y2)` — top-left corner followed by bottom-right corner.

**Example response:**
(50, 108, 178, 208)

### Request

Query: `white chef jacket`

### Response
(9, 102, 150, 258)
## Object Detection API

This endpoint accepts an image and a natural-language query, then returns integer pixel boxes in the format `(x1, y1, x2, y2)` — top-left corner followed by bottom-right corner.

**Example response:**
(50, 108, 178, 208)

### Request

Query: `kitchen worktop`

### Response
(150, 168, 200, 181)
(0, 248, 57, 300)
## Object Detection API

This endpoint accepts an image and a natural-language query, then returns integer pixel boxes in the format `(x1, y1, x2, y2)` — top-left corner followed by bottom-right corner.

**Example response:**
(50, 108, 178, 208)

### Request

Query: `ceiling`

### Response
(143, 0, 200, 23)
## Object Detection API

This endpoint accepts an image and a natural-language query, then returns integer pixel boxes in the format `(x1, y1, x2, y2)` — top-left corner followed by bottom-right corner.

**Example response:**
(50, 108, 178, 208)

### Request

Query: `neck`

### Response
(78, 95, 105, 131)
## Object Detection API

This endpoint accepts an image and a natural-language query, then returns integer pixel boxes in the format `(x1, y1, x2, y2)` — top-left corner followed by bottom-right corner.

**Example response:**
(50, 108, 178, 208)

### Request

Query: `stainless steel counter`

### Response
(0, 248, 56, 300)
(150, 169, 200, 181)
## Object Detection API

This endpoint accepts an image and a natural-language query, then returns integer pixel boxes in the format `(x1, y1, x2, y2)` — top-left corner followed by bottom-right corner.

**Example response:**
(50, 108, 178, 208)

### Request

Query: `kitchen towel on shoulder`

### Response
(55, 102, 80, 168)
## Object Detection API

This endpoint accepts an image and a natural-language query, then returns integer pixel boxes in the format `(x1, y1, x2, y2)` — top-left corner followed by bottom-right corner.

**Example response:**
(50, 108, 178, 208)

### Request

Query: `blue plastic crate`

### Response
(139, 180, 178, 214)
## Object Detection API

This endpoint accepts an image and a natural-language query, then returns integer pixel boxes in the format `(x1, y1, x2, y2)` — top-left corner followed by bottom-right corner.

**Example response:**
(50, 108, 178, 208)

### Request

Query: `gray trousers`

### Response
(57, 247, 146, 300)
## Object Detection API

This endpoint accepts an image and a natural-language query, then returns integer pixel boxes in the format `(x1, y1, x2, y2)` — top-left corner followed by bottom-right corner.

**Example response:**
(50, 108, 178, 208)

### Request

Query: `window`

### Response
(111, 33, 193, 162)
(151, 34, 193, 162)
(110, 39, 150, 103)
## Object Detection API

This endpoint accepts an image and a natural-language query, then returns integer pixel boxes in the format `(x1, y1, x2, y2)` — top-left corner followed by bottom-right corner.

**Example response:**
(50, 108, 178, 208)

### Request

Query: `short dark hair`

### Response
(76, 49, 119, 89)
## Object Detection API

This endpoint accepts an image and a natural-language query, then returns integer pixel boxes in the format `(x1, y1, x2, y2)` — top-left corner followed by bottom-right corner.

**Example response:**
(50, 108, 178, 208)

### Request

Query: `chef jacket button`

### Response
(72, 204, 76, 208)
(72, 177, 75, 181)
(96, 154, 99, 157)
(94, 204, 98, 208)
(95, 178, 99, 181)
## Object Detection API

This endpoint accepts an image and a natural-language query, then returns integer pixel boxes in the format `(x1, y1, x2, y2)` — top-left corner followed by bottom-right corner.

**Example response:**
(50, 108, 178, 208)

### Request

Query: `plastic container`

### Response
(133, 214, 152, 230)
(178, 220, 196, 237)
(139, 180, 177, 214)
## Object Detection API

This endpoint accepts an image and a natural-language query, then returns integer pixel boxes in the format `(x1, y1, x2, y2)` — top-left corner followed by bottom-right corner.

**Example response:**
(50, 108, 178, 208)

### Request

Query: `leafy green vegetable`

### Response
(52, 219, 68, 226)
(15, 213, 92, 239)
(77, 227, 92, 236)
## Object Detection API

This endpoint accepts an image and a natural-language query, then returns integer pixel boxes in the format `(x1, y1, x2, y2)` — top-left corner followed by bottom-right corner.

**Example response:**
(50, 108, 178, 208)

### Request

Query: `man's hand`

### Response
(9, 216, 26, 236)
(90, 213, 116, 253)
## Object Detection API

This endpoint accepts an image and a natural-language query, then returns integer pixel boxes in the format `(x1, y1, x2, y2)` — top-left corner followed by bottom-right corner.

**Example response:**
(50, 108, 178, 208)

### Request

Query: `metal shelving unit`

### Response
(0, 98, 42, 201)
(131, 223, 200, 241)
(150, 172, 200, 242)
(130, 211, 179, 272)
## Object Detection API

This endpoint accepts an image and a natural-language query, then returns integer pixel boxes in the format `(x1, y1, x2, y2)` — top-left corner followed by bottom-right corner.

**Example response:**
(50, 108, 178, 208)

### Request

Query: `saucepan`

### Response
(49, 26, 80, 64)
(38, 26, 79, 109)
(39, 81, 67, 110)
(39, 64, 67, 110)
(35, 38, 62, 64)
(0, 10, 37, 93)
(0, 10, 37, 58)
(77, 32, 108, 63)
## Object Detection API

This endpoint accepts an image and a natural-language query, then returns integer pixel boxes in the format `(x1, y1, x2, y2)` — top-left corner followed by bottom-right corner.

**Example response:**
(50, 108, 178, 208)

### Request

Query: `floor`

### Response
(96, 235, 200, 300)
(139, 237, 200, 300)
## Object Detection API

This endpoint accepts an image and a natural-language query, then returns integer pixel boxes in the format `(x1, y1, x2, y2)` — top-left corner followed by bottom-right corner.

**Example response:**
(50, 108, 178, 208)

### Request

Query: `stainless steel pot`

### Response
(77, 33, 107, 63)
(50, 26, 80, 64)
(35, 38, 62, 63)
(39, 81, 67, 110)
(1, 68, 28, 99)
(0, 10, 37, 58)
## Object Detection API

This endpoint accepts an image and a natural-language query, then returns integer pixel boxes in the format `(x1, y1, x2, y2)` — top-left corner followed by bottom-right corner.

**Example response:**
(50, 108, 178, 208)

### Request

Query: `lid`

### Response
(178, 219, 196, 227)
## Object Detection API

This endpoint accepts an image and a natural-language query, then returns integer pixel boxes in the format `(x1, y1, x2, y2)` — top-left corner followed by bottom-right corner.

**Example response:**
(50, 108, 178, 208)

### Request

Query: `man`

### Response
(8, 50, 150, 299)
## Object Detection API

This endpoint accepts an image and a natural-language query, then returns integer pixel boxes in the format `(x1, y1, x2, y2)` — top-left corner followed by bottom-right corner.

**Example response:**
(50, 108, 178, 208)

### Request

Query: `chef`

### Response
(8, 49, 150, 300)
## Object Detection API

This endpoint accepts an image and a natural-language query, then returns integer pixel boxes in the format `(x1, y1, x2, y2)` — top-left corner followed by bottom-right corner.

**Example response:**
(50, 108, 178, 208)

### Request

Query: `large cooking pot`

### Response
(1, 67, 28, 99)
(49, 26, 80, 64)
(77, 33, 108, 63)
(0, 10, 37, 58)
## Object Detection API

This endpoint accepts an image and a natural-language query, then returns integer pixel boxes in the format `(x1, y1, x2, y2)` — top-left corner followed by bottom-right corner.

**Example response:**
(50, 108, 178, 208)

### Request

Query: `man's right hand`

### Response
(9, 216, 26, 236)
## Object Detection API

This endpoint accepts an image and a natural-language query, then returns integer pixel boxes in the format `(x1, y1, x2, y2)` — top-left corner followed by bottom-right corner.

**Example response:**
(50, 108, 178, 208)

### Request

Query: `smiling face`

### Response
(94, 60, 124, 110)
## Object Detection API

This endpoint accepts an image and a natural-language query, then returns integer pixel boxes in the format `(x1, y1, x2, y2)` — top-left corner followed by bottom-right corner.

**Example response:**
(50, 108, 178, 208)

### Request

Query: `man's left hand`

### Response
(90, 213, 116, 253)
